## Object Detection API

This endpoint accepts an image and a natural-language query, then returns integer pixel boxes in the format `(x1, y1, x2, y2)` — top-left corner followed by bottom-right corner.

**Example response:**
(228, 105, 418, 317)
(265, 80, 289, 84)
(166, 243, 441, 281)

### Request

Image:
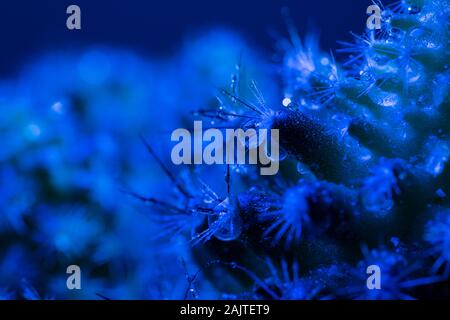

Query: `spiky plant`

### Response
(155, 0, 449, 299)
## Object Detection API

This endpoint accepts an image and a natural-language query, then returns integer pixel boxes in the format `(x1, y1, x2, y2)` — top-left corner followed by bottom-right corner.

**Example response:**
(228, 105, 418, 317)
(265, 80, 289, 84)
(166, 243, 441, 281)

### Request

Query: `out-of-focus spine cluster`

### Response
(0, 30, 272, 299)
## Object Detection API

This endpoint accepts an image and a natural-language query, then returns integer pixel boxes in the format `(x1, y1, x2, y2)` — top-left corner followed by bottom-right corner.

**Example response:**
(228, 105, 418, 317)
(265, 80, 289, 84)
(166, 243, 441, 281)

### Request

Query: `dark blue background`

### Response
(0, 0, 394, 76)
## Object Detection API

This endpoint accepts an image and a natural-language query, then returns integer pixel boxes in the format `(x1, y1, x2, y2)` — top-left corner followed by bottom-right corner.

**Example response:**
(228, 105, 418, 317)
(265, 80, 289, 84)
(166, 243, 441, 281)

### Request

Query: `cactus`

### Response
(0, 1, 448, 300)
(168, 0, 449, 299)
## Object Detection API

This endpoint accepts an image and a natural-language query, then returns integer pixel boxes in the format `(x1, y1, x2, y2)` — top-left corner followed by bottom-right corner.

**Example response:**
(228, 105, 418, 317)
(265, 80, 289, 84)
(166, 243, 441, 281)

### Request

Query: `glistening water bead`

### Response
(208, 197, 243, 241)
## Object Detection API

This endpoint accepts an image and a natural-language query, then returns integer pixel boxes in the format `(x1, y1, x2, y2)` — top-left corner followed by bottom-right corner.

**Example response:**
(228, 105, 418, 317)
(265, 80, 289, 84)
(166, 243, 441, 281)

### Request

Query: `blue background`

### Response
(0, 0, 394, 75)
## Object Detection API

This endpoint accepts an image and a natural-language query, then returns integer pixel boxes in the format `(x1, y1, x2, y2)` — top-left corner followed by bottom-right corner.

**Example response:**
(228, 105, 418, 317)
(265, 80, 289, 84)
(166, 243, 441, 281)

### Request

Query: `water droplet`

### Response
(320, 57, 330, 66)
(436, 189, 446, 198)
(407, 6, 420, 14)
(296, 162, 308, 174)
(390, 237, 400, 247)
(208, 198, 242, 241)
(380, 93, 398, 107)
(51, 102, 64, 114)
(361, 166, 397, 215)
(282, 97, 292, 107)
(424, 138, 449, 177)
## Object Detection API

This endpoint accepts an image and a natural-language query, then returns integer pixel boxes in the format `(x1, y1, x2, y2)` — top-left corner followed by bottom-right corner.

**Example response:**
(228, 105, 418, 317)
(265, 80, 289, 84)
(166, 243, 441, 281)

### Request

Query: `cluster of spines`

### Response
(141, 0, 449, 299)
